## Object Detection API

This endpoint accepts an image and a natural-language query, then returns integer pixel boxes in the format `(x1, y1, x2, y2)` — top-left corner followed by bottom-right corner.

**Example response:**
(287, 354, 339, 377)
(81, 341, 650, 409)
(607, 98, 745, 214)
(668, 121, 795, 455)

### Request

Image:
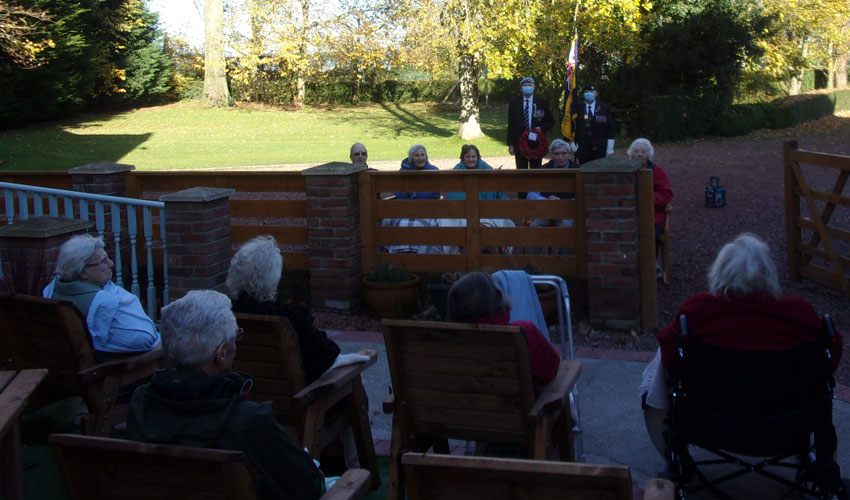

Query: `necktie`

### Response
(587, 104, 593, 117)
(524, 99, 531, 130)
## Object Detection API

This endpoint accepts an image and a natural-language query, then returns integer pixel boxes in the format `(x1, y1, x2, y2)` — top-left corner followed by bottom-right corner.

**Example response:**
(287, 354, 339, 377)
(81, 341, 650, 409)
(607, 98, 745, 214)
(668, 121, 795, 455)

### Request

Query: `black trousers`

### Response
(515, 154, 542, 199)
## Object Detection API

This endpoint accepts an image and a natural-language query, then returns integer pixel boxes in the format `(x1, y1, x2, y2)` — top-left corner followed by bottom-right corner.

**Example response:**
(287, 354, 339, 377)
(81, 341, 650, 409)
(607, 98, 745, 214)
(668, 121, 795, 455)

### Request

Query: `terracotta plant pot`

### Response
(362, 275, 421, 319)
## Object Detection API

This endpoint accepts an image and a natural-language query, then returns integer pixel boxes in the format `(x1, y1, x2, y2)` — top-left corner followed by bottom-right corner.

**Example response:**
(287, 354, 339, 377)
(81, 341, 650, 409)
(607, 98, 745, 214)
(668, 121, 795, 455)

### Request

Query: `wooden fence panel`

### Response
(784, 140, 850, 299)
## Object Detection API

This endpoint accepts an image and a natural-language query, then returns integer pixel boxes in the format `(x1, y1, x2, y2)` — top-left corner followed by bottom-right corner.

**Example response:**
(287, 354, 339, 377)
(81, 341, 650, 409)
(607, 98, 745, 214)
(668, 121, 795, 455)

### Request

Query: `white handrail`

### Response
(0, 181, 169, 319)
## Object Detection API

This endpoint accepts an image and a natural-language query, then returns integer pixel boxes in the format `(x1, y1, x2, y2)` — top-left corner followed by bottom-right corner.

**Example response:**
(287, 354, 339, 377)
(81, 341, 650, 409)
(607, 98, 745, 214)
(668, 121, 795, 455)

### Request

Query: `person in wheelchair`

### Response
(644, 232, 845, 496)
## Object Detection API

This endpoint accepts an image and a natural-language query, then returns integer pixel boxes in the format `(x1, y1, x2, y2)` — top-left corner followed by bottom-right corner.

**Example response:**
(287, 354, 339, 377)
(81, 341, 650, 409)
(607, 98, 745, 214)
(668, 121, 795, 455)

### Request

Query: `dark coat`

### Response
(506, 94, 555, 151)
(576, 101, 615, 164)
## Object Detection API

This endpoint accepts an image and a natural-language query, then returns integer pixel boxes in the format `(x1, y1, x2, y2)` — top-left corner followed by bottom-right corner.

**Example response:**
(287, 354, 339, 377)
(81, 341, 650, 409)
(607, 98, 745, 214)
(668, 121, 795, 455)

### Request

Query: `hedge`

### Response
(713, 89, 850, 136)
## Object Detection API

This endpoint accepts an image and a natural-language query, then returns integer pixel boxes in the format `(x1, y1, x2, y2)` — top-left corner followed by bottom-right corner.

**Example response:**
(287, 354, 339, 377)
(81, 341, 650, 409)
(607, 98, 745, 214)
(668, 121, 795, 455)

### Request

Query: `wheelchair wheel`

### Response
(796, 455, 849, 500)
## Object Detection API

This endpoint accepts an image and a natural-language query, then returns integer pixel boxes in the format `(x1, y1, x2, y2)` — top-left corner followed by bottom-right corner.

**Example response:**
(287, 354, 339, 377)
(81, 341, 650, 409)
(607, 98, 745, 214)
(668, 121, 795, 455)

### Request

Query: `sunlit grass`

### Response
(0, 101, 512, 171)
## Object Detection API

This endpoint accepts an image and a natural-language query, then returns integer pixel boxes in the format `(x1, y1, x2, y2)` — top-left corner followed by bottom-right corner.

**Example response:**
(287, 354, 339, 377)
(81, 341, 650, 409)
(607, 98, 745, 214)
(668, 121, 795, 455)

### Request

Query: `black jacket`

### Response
(127, 370, 325, 500)
(506, 94, 555, 149)
(576, 101, 615, 164)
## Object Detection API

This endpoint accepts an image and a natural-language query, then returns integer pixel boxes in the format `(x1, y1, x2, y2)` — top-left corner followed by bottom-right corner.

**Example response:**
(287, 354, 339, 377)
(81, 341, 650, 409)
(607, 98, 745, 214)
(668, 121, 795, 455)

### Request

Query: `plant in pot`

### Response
(362, 263, 420, 319)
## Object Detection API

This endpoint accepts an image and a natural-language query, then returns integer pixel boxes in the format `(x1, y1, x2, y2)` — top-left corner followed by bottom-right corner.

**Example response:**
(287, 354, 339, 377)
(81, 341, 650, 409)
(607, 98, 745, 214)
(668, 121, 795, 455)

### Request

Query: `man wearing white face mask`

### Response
(507, 77, 555, 171)
(576, 83, 615, 164)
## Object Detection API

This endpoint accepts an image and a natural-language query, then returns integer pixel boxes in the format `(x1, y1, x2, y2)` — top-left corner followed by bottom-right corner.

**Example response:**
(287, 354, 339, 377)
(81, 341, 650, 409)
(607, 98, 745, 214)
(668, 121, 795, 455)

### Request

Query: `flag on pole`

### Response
(560, 37, 578, 141)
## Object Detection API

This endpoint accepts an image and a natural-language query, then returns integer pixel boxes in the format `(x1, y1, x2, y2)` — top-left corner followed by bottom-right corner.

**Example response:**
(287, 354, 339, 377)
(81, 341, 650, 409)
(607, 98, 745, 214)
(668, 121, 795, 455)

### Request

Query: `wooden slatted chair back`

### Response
(49, 433, 257, 500)
(0, 292, 95, 405)
(232, 313, 306, 418)
(402, 453, 633, 500)
(382, 319, 536, 445)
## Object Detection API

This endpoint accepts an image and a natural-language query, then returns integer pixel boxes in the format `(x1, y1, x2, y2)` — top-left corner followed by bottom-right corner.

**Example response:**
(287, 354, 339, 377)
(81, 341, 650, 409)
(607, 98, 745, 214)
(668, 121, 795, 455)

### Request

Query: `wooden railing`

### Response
(359, 169, 587, 278)
(784, 140, 850, 299)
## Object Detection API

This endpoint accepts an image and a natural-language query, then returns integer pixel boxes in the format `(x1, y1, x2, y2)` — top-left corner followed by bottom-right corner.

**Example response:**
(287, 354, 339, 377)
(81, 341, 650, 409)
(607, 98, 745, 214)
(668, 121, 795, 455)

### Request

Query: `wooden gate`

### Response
(784, 140, 850, 299)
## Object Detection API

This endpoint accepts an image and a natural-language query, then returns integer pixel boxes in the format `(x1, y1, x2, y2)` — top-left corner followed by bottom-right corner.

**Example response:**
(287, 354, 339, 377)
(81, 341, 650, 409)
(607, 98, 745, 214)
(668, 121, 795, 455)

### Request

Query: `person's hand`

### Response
(509, 145, 515, 155)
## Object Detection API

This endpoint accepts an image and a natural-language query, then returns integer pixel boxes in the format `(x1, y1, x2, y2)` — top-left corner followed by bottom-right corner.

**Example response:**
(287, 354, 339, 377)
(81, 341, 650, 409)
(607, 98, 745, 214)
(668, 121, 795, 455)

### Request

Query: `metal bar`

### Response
(0, 182, 164, 209)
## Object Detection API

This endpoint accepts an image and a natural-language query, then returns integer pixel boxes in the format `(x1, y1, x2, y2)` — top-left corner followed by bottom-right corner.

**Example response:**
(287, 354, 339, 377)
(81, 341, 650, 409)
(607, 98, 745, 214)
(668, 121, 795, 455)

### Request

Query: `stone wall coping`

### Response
(302, 162, 366, 176)
(0, 216, 94, 238)
(580, 157, 644, 174)
(159, 187, 235, 203)
(69, 162, 135, 175)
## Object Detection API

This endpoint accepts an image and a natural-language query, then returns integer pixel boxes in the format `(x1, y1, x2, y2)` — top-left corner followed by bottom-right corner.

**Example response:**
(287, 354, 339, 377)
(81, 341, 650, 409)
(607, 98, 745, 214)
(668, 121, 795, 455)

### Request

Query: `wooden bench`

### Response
(381, 319, 582, 500)
(402, 452, 674, 500)
(49, 433, 372, 500)
(0, 369, 48, 500)
(0, 292, 163, 437)
(232, 312, 380, 490)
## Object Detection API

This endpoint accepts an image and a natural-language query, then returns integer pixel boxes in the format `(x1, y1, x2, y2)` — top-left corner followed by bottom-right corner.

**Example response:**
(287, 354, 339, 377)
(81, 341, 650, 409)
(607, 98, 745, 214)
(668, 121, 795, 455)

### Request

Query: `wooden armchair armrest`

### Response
(77, 345, 164, 385)
(321, 468, 371, 500)
(293, 350, 377, 408)
(528, 360, 581, 424)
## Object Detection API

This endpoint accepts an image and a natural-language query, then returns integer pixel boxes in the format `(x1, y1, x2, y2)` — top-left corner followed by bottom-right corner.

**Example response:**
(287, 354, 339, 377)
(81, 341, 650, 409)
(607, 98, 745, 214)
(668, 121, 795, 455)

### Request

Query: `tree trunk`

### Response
(827, 40, 835, 90)
(294, 0, 309, 108)
(835, 52, 848, 88)
(457, 51, 482, 140)
(352, 67, 360, 104)
(789, 40, 809, 95)
(203, 0, 231, 107)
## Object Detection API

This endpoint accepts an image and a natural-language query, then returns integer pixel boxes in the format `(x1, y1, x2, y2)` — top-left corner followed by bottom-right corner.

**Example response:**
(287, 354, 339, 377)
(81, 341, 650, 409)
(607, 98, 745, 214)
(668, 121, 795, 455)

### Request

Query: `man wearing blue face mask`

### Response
(507, 77, 555, 172)
(576, 83, 615, 164)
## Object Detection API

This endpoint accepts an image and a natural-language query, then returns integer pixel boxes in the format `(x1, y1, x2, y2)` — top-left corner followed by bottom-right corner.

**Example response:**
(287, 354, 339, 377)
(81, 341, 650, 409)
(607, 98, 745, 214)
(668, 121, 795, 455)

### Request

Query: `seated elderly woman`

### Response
(42, 234, 160, 358)
(395, 144, 439, 200)
(640, 232, 843, 459)
(126, 290, 326, 500)
(227, 235, 340, 383)
(447, 271, 559, 385)
(627, 138, 673, 277)
(445, 144, 508, 201)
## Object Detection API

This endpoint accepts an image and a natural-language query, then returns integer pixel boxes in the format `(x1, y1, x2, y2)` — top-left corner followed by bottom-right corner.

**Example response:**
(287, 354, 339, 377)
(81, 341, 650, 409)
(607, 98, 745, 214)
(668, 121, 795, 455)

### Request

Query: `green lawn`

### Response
(0, 101, 514, 171)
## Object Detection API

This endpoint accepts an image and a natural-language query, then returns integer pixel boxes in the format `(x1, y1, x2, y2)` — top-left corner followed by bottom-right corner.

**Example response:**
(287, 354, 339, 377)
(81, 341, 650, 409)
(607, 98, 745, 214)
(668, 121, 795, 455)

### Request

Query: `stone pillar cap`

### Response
(159, 187, 235, 202)
(302, 162, 367, 176)
(580, 157, 644, 173)
(0, 216, 94, 238)
(69, 162, 135, 174)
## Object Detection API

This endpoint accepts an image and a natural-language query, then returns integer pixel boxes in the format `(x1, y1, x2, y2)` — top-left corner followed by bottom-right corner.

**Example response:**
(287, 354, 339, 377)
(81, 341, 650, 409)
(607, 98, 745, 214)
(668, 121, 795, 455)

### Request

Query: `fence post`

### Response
(302, 162, 366, 312)
(784, 140, 800, 280)
(0, 216, 94, 295)
(581, 157, 652, 330)
(160, 187, 234, 300)
(69, 162, 134, 196)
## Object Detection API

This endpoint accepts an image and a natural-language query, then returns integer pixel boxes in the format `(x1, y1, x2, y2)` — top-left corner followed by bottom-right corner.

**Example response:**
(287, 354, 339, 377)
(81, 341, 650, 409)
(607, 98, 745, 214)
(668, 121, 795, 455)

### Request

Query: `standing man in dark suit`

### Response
(576, 83, 615, 164)
(507, 77, 555, 171)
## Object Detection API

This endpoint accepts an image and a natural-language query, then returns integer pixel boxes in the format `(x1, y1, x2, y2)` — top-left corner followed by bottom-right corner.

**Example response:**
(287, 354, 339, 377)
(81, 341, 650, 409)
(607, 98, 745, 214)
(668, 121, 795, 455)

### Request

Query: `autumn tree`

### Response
(0, 1, 53, 70)
(204, 0, 231, 106)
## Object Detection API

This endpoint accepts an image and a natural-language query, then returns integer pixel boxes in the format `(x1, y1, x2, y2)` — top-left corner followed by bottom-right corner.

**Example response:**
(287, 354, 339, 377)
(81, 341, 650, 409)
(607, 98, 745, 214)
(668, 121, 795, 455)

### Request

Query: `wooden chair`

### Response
(232, 312, 380, 490)
(48, 433, 372, 500)
(0, 292, 163, 437)
(381, 319, 582, 500)
(658, 203, 672, 284)
(402, 452, 674, 500)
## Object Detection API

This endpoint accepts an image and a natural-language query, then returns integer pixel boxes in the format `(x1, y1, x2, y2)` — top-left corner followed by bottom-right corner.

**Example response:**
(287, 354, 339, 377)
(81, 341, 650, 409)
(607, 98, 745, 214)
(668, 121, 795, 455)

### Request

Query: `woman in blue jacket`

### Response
(395, 144, 440, 200)
(446, 144, 507, 200)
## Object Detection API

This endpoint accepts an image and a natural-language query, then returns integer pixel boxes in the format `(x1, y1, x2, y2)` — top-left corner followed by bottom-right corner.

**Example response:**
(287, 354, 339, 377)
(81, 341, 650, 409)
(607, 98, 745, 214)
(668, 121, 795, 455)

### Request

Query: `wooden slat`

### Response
(405, 388, 521, 413)
(638, 168, 658, 328)
(230, 199, 306, 218)
(798, 265, 845, 292)
(133, 171, 306, 193)
(480, 226, 576, 246)
(378, 253, 468, 273)
(407, 406, 525, 432)
(375, 226, 466, 246)
(797, 243, 850, 269)
(480, 254, 577, 276)
(0, 369, 48, 436)
(403, 374, 522, 396)
(787, 149, 850, 171)
(230, 225, 308, 245)
(374, 200, 465, 219)
(401, 354, 518, 378)
(796, 218, 850, 243)
(0, 172, 72, 190)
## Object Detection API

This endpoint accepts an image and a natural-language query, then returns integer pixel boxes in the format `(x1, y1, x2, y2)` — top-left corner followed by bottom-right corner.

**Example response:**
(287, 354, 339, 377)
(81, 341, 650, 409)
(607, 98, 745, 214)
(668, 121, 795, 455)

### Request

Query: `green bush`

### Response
(714, 89, 850, 136)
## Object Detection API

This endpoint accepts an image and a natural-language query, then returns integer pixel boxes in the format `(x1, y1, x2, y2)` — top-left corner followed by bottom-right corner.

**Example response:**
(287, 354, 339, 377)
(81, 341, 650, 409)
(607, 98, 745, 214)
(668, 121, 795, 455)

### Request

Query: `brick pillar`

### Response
(0, 217, 94, 295)
(69, 162, 134, 196)
(302, 162, 366, 312)
(160, 187, 234, 300)
(581, 157, 644, 330)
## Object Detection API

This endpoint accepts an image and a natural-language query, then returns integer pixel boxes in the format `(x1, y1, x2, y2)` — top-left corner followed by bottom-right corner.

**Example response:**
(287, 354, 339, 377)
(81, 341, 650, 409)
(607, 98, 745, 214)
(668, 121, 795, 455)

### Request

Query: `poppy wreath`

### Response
(517, 129, 549, 160)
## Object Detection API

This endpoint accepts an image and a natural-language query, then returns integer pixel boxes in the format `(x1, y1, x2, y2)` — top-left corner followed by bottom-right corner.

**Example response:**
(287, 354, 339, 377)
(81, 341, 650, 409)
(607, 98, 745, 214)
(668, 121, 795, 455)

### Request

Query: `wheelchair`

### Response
(666, 314, 847, 500)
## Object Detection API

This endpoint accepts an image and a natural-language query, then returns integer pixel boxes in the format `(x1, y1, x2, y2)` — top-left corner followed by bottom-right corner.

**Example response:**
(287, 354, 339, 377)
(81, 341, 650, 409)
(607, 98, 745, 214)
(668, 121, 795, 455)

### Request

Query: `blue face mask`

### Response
(584, 92, 596, 103)
(521, 86, 534, 97)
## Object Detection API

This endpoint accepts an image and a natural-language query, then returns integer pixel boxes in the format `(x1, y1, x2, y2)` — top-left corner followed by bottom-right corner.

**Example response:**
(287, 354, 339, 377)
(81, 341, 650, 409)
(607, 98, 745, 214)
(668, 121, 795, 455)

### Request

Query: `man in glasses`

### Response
(349, 142, 369, 167)
(127, 290, 326, 500)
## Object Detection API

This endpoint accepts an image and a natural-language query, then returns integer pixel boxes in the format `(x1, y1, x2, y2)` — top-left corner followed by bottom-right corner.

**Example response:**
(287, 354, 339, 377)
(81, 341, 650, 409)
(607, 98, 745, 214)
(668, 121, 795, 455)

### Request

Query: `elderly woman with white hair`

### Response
(127, 290, 326, 500)
(395, 144, 439, 200)
(227, 235, 340, 382)
(641, 233, 843, 459)
(628, 138, 673, 277)
(42, 234, 159, 359)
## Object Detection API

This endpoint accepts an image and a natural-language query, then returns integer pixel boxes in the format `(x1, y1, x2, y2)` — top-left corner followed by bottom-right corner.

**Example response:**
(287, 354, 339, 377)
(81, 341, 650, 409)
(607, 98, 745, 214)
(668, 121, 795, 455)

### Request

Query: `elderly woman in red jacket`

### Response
(642, 232, 843, 460)
(628, 138, 673, 278)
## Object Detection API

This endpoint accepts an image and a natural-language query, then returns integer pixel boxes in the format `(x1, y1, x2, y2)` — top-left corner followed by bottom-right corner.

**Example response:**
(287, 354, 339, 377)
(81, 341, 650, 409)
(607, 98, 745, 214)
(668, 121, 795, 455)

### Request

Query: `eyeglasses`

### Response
(352, 152, 367, 156)
(85, 256, 110, 267)
(235, 327, 244, 342)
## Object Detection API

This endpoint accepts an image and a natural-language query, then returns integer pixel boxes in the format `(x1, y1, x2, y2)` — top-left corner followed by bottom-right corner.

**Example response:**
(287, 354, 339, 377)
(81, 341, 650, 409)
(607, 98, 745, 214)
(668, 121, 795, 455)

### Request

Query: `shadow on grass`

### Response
(377, 102, 454, 138)
(0, 129, 152, 171)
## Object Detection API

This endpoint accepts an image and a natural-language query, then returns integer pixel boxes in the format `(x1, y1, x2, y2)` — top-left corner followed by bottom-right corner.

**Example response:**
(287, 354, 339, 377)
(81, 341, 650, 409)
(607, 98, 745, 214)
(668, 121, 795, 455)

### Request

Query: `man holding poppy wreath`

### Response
(507, 77, 555, 199)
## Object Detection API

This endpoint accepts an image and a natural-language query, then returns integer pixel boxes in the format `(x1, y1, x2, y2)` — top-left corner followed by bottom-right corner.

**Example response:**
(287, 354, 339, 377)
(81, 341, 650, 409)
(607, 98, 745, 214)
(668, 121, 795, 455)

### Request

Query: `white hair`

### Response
(56, 234, 104, 281)
(159, 290, 238, 369)
(627, 137, 655, 161)
(407, 144, 427, 164)
(226, 235, 282, 302)
(708, 233, 781, 299)
(549, 139, 578, 153)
